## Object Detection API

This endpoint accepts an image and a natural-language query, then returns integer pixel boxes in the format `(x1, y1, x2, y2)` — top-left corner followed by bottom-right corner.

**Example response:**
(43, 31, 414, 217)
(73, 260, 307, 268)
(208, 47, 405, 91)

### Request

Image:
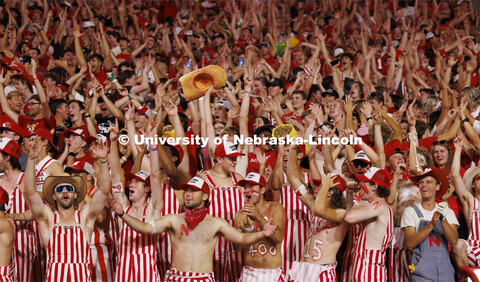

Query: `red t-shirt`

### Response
(19, 114, 56, 135)
(246, 149, 277, 174)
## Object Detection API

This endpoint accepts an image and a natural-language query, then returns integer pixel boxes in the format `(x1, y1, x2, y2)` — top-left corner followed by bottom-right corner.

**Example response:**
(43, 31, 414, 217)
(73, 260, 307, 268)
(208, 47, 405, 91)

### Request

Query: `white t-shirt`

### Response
(401, 203, 459, 231)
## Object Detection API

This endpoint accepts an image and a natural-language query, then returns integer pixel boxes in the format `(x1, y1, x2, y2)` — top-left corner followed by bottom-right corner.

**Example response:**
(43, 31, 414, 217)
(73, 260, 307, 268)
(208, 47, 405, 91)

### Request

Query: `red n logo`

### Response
(180, 224, 190, 237)
(428, 235, 440, 247)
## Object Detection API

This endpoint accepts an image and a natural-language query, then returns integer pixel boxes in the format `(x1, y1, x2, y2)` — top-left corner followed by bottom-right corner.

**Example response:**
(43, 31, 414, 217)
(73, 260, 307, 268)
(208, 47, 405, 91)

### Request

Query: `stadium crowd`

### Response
(0, 0, 480, 281)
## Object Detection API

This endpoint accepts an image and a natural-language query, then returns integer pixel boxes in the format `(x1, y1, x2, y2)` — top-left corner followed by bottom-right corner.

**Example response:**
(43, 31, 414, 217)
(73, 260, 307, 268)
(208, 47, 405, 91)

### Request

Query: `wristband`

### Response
(148, 220, 157, 234)
(120, 156, 128, 163)
(118, 210, 125, 217)
(320, 123, 326, 129)
(462, 118, 469, 124)
(68, 152, 76, 157)
(293, 184, 308, 198)
(84, 114, 91, 118)
(112, 182, 124, 193)
(151, 111, 158, 115)
(366, 117, 373, 121)
(99, 158, 108, 163)
(148, 146, 158, 151)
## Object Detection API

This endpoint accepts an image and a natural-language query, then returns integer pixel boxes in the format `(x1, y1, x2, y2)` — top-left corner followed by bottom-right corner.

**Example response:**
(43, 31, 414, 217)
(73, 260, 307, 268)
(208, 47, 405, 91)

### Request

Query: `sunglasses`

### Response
(353, 161, 369, 168)
(432, 140, 447, 146)
(54, 184, 75, 194)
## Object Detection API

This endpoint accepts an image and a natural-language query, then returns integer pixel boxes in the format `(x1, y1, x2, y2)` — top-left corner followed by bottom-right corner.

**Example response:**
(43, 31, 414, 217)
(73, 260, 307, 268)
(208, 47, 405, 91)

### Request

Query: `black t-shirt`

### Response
(95, 115, 117, 136)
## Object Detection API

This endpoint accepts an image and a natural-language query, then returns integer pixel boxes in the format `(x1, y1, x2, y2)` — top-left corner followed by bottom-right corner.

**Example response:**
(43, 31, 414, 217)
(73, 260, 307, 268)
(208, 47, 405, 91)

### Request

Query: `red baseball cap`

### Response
(356, 167, 391, 188)
(179, 176, 210, 195)
(136, 106, 151, 117)
(34, 128, 57, 150)
(65, 161, 94, 176)
(0, 137, 21, 159)
(64, 129, 89, 140)
(238, 172, 267, 188)
(86, 134, 110, 147)
(313, 174, 347, 191)
(214, 142, 244, 158)
(0, 115, 28, 137)
(125, 170, 150, 186)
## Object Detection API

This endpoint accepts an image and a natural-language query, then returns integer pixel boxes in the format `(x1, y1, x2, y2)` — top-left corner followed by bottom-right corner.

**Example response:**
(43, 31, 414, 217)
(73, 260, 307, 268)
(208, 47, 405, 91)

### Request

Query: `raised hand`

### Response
(254, 147, 266, 166)
(90, 139, 109, 160)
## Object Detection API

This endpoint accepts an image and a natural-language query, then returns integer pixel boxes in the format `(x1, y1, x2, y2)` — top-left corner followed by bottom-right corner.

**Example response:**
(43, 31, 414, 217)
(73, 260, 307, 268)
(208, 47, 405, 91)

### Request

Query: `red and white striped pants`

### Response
(352, 250, 387, 282)
(239, 266, 285, 282)
(390, 227, 410, 282)
(166, 267, 215, 282)
(467, 239, 480, 266)
(288, 261, 337, 281)
(0, 262, 14, 282)
(390, 247, 410, 282)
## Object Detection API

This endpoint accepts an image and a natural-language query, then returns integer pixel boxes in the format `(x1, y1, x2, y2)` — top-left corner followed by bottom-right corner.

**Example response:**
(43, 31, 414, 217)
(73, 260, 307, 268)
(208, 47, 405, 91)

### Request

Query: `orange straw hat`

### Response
(179, 65, 227, 101)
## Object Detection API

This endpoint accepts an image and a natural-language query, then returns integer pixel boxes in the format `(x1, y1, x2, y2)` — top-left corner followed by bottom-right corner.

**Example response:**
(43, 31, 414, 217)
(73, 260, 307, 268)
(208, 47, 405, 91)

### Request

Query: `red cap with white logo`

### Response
(179, 176, 210, 195)
(214, 142, 244, 158)
(238, 172, 267, 188)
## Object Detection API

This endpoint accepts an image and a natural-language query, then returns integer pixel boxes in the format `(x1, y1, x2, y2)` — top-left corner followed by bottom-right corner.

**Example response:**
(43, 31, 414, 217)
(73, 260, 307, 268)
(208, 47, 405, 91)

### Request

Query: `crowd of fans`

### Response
(0, 0, 480, 281)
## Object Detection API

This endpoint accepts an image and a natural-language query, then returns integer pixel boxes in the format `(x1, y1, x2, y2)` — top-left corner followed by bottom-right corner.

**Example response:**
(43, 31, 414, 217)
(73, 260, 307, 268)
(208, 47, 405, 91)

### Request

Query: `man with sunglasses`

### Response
(21, 137, 111, 281)
(66, 160, 114, 281)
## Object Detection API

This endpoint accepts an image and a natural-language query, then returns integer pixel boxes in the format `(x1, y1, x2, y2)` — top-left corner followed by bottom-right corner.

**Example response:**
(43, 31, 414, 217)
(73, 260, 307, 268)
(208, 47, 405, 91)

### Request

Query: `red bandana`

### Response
(185, 207, 208, 229)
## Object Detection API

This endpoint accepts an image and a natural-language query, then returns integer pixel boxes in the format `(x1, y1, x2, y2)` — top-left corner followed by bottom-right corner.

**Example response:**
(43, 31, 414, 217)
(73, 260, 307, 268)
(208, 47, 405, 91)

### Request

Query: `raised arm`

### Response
(452, 135, 473, 212)
(110, 196, 172, 234)
(286, 145, 316, 211)
(22, 140, 51, 224)
(0, 74, 19, 123)
(146, 122, 164, 218)
(85, 142, 110, 225)
(313, 176, 347, 223)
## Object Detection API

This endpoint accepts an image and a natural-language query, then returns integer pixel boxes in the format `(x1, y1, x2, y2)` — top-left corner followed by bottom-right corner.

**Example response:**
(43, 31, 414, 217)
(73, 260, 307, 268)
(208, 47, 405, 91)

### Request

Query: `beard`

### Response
(57, 198, 75, 209)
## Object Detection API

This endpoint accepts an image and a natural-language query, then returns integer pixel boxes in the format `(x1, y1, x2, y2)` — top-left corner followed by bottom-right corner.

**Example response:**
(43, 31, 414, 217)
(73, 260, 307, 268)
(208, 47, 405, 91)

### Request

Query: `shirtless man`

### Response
(234, 172, 286, 281)
(0, 187, 15, 282)
(345, 167, 394, 282)
(286, 144, 349, 281)
(22, 137, 110, 281)
(452, 135, 480, 267)
(110, 176, 278, 281)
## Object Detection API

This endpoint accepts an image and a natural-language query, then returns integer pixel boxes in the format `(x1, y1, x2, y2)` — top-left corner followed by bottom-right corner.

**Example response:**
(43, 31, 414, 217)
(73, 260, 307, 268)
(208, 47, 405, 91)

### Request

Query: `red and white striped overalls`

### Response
(115, 206, 160, 282)
(157, 181, 180, 278)
(390, 227, 410, 282)
(33, 156, 58, 281)
(468, 198, 480, 265)
(352, 204, 394, 282)
(205, 172, 244, 282)
(45, 211, 93, 282)
(280, 172, 310, 278)
(6, 173, 37, 282)
(0, 219, 16, 282)
(87, 187, 114, 282)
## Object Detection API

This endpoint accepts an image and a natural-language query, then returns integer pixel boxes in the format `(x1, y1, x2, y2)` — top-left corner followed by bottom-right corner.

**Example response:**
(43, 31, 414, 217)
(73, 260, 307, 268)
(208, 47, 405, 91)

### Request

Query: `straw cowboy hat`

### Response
(179, 65, 227, 101)
(43, 176, 87, 206)
(464, 166, 480, 194)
